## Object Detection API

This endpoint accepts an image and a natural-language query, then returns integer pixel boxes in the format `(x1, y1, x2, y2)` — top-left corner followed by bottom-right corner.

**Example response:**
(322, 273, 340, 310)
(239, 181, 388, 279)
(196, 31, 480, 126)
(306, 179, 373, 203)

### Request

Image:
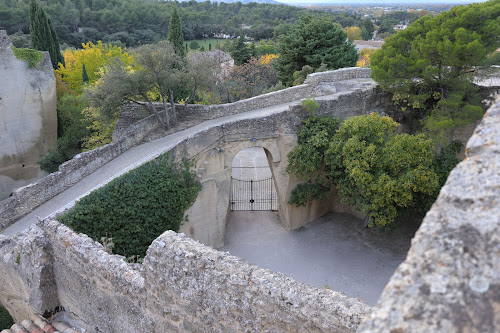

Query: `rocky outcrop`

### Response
(0, 31, 56, 201)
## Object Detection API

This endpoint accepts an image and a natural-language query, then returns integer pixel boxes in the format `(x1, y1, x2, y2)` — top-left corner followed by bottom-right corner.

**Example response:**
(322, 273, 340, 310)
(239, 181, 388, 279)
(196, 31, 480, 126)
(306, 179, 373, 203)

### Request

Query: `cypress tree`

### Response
(82, 63, 89, 85)
(167, 7, 185, 57)
(29, 0, 64, 69)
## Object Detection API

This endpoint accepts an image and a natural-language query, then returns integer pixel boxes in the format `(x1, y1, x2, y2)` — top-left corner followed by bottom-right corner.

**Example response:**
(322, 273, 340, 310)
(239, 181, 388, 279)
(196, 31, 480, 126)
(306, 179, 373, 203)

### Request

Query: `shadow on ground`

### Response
(221, 211, 420, 306)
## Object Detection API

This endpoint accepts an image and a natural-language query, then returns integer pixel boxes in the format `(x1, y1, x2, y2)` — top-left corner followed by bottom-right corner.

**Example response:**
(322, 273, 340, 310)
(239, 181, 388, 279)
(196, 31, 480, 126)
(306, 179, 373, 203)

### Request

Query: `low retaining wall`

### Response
(358, 98, 500, 332)
(0, 220, 371, 332)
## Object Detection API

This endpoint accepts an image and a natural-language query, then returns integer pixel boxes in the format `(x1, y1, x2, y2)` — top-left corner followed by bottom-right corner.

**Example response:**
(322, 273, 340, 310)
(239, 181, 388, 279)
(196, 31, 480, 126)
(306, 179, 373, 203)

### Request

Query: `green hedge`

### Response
(0, 306, 14, 330)
(58, 154, 201, 258)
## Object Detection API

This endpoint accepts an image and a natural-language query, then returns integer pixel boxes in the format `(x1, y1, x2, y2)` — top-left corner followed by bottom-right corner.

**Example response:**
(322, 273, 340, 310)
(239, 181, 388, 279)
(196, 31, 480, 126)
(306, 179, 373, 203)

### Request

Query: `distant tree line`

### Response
(0, 0, 362, 48)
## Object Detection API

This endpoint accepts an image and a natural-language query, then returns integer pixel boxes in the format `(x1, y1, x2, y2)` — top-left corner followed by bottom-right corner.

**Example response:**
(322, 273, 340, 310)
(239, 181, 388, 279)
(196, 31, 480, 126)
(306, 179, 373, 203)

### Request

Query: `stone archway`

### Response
(230, 147, 278, 212)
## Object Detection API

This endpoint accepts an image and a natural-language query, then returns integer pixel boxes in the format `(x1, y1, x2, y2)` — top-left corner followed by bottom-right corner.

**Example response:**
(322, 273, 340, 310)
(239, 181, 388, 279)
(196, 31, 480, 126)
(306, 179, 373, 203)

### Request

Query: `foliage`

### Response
(82, 63, 89, 85)
(288, 113, 439, 227)
(167, 7, 185, 57)
(1, 0, 361, 48)
(81, 106, 116, 151)
(361, 18, 374, 40)
(275, 15, 358, 86)
(86, 40, 214, 129)
(58, 154, 201, 258)
(230, 32, 253, 65)
(55, 41, 134, 92)
(218, 57, 277, 103)
(29, 0, 63, 69)
(345, 26, 361, 41)
(259, 53, 278, 65)
(301, 98, 320, 116)
(39, 93, 91, 173)
(10, 45, 42, 68)
(0, 306, 14, 330)
(293, 65, 314, 86)
(356, 49, 376, 68)
(371, 0, 500, 144)
(189, 40, 200, 50)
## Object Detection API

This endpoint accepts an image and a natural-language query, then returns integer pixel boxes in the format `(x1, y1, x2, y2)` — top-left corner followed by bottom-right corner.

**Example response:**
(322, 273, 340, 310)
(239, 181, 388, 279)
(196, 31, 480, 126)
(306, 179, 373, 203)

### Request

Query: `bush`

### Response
(0, 306, 14, 330)
(58, 154, 201, 258)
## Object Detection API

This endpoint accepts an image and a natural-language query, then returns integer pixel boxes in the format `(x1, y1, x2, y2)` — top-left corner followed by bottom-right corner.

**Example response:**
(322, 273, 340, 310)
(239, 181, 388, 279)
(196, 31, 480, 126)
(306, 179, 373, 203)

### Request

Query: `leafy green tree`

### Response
(288, 112, 439, 228)
(86, 41, 214, 129)
(29, 0, 64, 69)
(371, 0, 500, 144)
(361, 18, 374, 40)
(275, 15, 358, 86)
(167, 6, 185, 57)
(230, 30, 252, 65)
(189, 40, 200, 50)
(81, 63, 89, 85)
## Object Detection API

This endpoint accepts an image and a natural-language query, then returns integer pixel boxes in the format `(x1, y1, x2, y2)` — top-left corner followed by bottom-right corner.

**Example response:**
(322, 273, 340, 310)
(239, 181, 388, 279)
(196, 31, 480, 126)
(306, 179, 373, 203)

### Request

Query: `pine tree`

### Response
(230, 30, 251, 65)
(167, 7, 185, 57)
(82, 63, 89, 85)
(29, 0, 64, 69)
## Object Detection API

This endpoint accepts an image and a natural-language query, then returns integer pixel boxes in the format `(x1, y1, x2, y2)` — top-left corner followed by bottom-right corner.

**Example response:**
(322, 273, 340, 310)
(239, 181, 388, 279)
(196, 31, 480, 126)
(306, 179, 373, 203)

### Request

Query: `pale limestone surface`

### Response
(0, 31, 56, 200)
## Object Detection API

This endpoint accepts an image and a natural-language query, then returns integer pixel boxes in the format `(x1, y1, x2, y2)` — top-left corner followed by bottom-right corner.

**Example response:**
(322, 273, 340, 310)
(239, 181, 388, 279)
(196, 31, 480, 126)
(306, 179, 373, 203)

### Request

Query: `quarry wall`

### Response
(0, 31, 57, 201)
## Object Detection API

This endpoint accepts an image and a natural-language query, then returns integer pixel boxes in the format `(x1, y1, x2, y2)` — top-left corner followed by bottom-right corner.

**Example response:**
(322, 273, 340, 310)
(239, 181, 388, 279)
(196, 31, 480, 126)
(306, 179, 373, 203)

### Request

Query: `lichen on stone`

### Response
(10, 46, 43, 68)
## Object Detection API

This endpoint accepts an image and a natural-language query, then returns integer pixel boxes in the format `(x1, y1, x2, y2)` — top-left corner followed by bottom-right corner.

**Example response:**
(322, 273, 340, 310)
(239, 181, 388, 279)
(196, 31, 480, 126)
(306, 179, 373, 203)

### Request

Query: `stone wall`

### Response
(0, 220, 371, 332)
(0, 67, 376, 231)
(358, 97, 500, 332)
(0, 31, 57, 201)
(113, 67, 373, 139)
(0, 108, 163, 230)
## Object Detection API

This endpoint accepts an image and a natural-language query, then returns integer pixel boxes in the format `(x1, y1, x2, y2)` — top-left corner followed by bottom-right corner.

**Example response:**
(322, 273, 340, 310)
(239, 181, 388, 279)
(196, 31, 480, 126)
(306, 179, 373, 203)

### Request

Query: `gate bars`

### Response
(230, 177, 278, 211)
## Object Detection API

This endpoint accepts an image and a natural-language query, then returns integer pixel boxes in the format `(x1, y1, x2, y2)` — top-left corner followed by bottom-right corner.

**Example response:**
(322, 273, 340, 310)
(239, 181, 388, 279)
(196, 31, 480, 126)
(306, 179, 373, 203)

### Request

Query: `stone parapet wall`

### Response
(358, 97, 500, 332)
(304, 67, 371, 85)
(0, 109, 162, 229)
(0, 67, 373, 230)
(0, 220, 371, 332)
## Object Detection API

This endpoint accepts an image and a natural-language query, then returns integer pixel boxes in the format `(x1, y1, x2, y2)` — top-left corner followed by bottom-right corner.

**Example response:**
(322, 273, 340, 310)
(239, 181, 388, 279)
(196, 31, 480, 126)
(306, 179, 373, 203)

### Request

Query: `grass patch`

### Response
(11, 46, 43, 68)
(186, 38, 227, 52)
(58, 153, 201, 259)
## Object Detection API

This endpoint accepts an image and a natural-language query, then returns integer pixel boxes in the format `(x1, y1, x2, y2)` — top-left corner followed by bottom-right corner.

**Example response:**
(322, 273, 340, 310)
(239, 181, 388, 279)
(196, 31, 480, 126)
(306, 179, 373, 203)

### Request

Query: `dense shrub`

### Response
(0, 306, 14, 330)
(58, 154, 201, 258)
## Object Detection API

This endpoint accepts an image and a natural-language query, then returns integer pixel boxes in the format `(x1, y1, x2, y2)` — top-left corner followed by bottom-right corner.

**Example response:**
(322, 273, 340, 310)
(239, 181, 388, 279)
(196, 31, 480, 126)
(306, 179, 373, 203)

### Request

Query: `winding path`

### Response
(3, 101, 296, 237)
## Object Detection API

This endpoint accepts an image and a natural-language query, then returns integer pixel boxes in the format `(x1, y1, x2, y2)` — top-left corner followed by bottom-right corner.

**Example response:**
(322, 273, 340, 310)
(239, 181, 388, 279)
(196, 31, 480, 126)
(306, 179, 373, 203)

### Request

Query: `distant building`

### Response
(394, 24, 408, 31)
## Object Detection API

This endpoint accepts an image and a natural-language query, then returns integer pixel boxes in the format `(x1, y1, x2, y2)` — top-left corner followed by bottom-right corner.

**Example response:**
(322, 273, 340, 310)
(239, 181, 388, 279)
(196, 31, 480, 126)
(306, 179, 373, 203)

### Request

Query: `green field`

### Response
(186, 38, 229, 52)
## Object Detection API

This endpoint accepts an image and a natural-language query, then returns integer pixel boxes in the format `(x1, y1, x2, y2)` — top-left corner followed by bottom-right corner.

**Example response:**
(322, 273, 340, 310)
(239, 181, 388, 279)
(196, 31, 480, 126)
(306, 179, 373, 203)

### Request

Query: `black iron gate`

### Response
(231, 177, 278, 211)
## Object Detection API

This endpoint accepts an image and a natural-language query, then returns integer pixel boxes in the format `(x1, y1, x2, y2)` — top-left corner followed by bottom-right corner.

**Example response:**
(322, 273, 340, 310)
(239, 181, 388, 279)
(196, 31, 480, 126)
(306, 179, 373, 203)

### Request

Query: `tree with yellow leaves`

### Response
(344, 26, 361, 42)
(356, 48, 376, 67)
(56, 41, 135, 92)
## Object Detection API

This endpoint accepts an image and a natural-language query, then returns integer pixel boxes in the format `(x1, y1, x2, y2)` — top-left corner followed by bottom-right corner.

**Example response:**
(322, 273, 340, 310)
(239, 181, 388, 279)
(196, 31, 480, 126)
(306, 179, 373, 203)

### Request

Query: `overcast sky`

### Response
(274, 0, 489, 4)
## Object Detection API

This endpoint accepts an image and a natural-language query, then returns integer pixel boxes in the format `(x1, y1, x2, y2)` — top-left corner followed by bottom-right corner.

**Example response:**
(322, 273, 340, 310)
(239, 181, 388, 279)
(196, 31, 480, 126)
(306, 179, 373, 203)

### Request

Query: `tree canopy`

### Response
(29, 0, 64, 69)
(167, 7, 185, 57)
(371, 0, 500, 143)
(275, 15, 358, 86)
(287, 107, 439, 228)
(86, 40, 214, 130)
